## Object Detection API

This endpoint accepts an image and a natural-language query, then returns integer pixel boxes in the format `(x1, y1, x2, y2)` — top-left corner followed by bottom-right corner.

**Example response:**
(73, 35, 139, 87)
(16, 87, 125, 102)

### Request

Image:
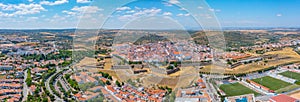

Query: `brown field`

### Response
(265, 47, 300, 58)
(16, 42, 38, 46)
(236, 30, 268, 33)
(75, 57, 97, 67)
(0, 75, 6, 79)
(274, 31, 299, 35)
(141, 67, 199, 88)
(98, 69, 120, 81)
(200, 47, 300, 74)
(74, 48, 300, 89)
(289, 91, 300, 99)
(87, 36, 99, 41)
(104, 58, 112, 70)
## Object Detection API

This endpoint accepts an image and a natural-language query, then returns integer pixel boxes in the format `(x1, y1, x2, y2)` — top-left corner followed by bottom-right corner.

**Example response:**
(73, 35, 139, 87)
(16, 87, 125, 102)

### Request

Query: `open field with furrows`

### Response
(280, 71, 300, 81)
(200, 47, 300, 74)
(252, 76, 292, 91)
(219, 83, 260, 96)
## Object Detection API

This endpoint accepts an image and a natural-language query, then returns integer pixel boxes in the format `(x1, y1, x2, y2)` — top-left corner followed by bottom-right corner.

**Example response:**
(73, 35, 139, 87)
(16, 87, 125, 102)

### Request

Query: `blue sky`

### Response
(0, 0, 299, 29)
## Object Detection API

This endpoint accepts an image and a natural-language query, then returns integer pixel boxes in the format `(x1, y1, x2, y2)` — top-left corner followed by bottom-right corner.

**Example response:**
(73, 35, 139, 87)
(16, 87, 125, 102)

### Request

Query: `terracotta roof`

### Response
(270, 94, 298, 102)
(74, 93, 82, 98)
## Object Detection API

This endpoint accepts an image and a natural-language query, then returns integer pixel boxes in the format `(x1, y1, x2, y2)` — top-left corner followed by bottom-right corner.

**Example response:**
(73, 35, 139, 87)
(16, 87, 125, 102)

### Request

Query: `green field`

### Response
(280, 71, 300, 81)
(219, 83, 260, 96)
(252, 76, 292, 91)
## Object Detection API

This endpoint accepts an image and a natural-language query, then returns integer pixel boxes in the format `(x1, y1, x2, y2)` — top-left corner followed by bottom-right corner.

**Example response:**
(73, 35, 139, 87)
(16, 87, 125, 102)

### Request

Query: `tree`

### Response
(227, 61, 232, 65)
(167, 66, 174, 70)
(25, 69, 32, 86)
(108, 76, 112, 80)
(174, 62, 178, 67)
(105, 80, 111, 85)
(116, 80, 121, 87)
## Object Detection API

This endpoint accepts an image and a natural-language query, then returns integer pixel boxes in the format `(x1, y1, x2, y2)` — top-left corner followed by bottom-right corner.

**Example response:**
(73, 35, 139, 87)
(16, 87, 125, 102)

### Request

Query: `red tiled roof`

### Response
(74, 93, 82, 98)
(270, 94, 298, 102)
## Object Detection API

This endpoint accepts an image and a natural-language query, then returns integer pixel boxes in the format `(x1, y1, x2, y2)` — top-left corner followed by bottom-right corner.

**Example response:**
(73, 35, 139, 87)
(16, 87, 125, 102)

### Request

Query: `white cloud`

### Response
(179, 8, 186, 11)
(0, 3, 46, 17)
(62, 10, 76, 15)
(184, 13, 190, 16)
(163, 12, 172, 16)
(46, 14, 68, 23)
(0, 3, 14, 11)
(118, 8, 162, 21)
(116, 6, 131, 11)
(163, 2, 173, 6)
(26, 17, 39, 21)
(28, 0, 34, 2)
(126, 10, 135, 13)
(177, 13, 183, 16)
(40, 0, 68, 6)
(14, 4, 46, 15)
(199, 14, 213, 19)
(71, 6, 103, 13)
(0, 12, 14, 17)
(209, 8, 221, 12)
(198, 6, 203, 9)
(276, 14, 282, 17)
(177, 13, 190, 17)
(169, 0, 180, 4)
(133, 8, 161, 16)
(77, 0, 92, 3)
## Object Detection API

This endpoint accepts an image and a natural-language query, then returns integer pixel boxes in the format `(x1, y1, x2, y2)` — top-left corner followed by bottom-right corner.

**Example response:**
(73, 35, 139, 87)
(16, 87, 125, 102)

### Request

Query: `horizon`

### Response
(0, 26, 300, 30)
(0, 0, 300, 29)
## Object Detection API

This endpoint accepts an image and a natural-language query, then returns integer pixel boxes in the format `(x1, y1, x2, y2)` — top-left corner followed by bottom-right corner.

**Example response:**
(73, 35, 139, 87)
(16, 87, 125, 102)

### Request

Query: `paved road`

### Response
(22, 69, 29, 102)
(203, 76, 220, 102)
(59, 76, 70, 92)
(45, 67, 64, 102)
(54, 75, 64, 98)
(61, 69, 75, 92)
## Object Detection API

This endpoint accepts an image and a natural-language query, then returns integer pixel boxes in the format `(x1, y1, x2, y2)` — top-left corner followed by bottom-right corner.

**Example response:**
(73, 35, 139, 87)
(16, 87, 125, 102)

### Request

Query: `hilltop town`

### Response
(1, 28, 300, 102)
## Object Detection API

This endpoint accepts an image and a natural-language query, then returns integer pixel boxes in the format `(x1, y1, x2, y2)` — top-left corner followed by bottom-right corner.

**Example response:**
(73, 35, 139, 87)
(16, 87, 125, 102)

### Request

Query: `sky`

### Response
(0, 0, 299, 29)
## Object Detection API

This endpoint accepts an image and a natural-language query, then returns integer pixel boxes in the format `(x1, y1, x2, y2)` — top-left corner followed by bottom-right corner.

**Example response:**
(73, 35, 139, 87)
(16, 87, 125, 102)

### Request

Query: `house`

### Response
(270, 94, 299, 102)
(0, 66, 13, 71)
(31, 68, 48, 74)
